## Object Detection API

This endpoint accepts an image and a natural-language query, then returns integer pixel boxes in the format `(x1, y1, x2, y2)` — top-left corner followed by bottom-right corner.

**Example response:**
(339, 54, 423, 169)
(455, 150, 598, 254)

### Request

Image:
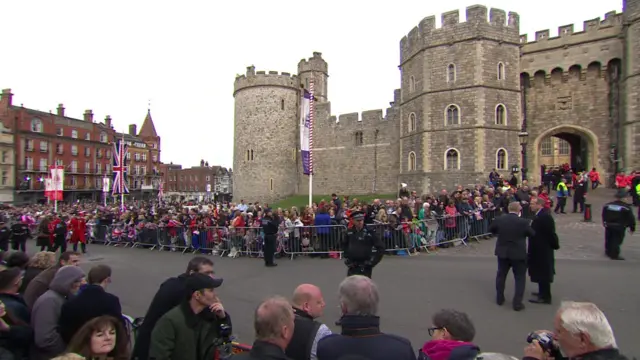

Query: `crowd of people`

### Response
(0, 252, 631, 360)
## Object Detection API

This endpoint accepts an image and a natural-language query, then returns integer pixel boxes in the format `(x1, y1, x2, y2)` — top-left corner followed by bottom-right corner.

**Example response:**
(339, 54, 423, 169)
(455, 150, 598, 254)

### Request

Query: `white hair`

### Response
(339, 275, 379, 316)
(476, 353, 519, 360)
(558, 301, 617, 349)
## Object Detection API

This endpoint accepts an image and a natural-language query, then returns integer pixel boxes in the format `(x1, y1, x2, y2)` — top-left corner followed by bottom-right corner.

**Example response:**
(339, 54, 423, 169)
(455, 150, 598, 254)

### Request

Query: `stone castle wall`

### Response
(296, 90, 401, 197)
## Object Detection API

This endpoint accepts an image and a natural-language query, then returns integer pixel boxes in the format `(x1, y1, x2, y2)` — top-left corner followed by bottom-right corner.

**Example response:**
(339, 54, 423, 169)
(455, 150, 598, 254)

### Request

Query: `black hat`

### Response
(614, 189, 629, 199)
(186, 273, 223, 295)
(350, 211, 365, 221)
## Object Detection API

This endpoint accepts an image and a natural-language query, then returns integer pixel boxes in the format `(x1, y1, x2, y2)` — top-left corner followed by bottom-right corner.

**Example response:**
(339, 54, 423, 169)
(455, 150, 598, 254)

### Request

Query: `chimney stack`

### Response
(83, 110, 94, 122)
(57, 104, 65, 117)
(129, 124, 137, 136)
(0, 89, 13, 107)
(105, 115, 112, 128)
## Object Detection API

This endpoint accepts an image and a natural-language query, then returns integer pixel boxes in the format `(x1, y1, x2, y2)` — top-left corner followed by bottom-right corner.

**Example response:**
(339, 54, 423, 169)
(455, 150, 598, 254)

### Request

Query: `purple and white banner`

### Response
(300, 89, 313, 175)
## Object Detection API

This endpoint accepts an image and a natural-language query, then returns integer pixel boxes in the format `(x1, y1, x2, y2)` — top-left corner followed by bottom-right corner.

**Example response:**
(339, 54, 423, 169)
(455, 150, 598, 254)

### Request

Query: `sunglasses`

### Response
(428, 327, 444, 336)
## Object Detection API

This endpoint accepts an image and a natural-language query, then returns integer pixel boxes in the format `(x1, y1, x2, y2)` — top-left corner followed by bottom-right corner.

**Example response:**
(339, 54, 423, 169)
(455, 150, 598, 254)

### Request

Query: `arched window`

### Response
(408, 152, 417, 171)
(497, 62, 506, 80)
(444, 148, 460, 170)
(496, 148, 508, 170)
(408, 113, 417, 132)
(409, 76, 416, 92)
(495, 104, 506, 125)
(445, 105, 460, 126)
(31, 118, 43, 132)
(269, 178, 274, 191)
(354, 131, 364, 146)
(100, 132, 108, 143)
(447, 64, 456, 83)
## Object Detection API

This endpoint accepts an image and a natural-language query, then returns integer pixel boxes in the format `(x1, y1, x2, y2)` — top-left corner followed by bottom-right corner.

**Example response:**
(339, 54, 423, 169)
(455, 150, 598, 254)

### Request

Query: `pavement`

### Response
(74, 188, 640, 358)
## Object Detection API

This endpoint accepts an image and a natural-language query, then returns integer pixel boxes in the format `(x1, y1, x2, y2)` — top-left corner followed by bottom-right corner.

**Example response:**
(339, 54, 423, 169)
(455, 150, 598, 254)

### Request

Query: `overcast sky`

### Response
(1, 1, 621, 169)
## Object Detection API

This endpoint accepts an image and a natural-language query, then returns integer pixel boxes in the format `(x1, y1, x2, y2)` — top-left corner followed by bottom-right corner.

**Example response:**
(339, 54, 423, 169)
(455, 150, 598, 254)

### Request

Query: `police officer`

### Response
(261, 208, 280, 267)
(10, 216, 30, 252)
(602, 190, 636, 260)
(342, 211, 385, 278)
(0, 221, 10, 252)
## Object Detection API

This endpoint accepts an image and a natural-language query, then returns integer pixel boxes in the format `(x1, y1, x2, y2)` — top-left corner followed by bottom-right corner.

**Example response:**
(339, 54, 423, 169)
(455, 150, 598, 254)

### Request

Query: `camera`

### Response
(527, 332, 558, 353)
(219, 323, 232, 341)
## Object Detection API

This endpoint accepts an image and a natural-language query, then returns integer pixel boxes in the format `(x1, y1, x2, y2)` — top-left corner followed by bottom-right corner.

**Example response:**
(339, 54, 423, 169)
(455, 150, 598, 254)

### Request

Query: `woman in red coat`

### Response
(69, 212, 88, 253)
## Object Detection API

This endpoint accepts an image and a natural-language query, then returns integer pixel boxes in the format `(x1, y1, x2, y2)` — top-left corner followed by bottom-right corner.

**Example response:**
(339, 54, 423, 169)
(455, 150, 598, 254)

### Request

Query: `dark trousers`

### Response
(347, 265, 373, 279)
(537, 282, 552, 301)
(264, 234, 277, 265)
(11, 239, 27, 252)
(0, 240, 8, 252)
(554, 198, 567, 213)
(572, 197, 585, 213)
(604, 227, 625, 259)
(52, 241, 67, 254)
(72, 242, 87, 253)
(496, 257, 527, 306)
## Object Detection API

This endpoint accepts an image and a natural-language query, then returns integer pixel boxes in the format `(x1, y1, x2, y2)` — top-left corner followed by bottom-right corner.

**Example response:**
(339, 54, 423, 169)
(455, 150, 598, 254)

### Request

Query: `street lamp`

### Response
(518, 131, 529, 181)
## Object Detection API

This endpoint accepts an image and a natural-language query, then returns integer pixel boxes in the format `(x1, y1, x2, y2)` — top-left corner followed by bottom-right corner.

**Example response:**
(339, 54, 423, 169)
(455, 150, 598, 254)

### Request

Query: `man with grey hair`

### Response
(238, 296, 295, 360)
(527, 197, 560, 305)
(317, 276, 416, 360)
(524, 301, 628, 360)
(489, 201, 535, 311)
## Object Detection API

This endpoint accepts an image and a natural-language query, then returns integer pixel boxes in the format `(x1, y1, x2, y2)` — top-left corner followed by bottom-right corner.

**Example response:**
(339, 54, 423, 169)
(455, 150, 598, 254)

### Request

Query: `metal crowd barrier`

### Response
(82, 205, 545, 259)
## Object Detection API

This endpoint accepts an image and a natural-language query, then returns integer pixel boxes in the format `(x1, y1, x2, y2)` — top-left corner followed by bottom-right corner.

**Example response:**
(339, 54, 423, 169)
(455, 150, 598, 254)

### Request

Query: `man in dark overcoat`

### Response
(527, 197, 560, 305)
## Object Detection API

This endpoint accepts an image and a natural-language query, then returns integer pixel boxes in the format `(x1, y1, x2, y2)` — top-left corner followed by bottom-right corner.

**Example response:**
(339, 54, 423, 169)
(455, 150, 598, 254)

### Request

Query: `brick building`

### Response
(0, 88, 163, 203)
(234, 1, 639, 201)
(161, 160, 233, 202)
(0, 122, 15, 203)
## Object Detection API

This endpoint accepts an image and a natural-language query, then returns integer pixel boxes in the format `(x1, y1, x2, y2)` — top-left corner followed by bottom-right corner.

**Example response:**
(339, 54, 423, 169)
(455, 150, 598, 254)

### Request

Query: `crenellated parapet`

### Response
(233, 66, 300, 96)
(520, 11, 622, 53)
(400, 5, 519, 64)
(298, 52, 328, 76)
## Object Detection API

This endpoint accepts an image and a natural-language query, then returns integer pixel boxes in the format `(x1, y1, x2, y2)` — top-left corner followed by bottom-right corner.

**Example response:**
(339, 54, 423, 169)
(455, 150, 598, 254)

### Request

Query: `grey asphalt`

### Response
(78, 194, 640, 359)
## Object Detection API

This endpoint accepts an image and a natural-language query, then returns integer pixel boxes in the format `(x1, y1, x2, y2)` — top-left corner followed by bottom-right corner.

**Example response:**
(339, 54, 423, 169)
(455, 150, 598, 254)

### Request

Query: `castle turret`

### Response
(297, 52, 329, 103)
(623, 0, 640, 169)
(233, 66, 300, 202)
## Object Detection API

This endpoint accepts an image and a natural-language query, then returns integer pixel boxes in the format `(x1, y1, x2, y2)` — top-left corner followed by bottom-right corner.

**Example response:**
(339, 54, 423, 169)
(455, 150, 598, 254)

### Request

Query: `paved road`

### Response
(77, 190, 640, 359)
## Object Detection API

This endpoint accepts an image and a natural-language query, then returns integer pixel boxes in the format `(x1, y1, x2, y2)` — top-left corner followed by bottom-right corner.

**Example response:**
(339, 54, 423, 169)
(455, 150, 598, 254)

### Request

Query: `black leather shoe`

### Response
(531, 292, 539, 297)
(611, 257, 625, 261)
(265, 263, 278, 267)
(513, 303, 525, 311)
(528, 298, 552, 305)
(496, 297, 505, 306)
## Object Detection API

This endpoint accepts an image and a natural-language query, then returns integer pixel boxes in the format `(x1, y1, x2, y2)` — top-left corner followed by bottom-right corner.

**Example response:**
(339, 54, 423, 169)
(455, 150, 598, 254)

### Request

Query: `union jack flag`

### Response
(112, 140, 129, 195)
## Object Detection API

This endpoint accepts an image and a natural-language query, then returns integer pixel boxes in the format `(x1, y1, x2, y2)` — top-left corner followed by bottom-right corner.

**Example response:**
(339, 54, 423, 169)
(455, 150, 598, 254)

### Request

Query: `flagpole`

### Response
(120, 133, 125, 212)
(308, 80, 315, 208)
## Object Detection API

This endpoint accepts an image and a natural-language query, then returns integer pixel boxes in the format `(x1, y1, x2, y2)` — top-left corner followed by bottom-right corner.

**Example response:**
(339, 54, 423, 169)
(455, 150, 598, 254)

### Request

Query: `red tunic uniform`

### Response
(69, 217, 87, 244)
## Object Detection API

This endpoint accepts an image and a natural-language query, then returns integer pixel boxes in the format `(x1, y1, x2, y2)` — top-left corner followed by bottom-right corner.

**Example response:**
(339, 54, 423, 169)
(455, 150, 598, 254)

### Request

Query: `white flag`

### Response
(103, 177, 110, 193)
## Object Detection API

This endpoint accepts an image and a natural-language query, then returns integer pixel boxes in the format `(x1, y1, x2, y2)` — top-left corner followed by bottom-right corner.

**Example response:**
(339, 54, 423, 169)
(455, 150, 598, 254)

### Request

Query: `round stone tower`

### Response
(298, 52, 329, 103)
(233, 66, 300, 203)
(623, 0, 640, 169)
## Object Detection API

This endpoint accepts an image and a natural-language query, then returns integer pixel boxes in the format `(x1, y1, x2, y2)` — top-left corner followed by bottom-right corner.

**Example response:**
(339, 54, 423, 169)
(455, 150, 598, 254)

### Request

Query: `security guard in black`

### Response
(10, 218, 30, 252)
(342, 211, 385, 278)
(602, 190, 636, 260)
(261, 208, 280, 267)
(0, 222, 10, 251)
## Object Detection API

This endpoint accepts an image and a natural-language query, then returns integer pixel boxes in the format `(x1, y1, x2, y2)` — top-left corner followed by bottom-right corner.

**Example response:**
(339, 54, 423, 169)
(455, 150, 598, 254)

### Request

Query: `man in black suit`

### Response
(489, 201, 535, 311)
(527, 198, 560, 305)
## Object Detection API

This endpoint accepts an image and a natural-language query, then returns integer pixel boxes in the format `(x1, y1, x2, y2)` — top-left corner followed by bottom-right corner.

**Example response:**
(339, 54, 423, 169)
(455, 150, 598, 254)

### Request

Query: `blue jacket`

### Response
(314, 213, 331, 234)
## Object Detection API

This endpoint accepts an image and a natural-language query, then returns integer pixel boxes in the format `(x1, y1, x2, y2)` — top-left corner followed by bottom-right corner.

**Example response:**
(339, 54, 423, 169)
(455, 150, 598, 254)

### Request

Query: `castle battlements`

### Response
(520, 11, 623, 53)
(298, 52, 328, 75)
(233, 65, 300, 96)
(400, 5, 519, 64)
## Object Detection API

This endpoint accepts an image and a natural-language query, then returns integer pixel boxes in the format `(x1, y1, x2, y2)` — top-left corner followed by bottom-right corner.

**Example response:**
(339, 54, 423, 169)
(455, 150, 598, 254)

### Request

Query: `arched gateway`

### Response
(531, 125, 601, 184)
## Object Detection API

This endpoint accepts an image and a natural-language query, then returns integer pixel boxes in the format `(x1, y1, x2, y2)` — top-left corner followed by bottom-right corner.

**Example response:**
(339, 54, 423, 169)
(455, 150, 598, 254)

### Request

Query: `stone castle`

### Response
(233, 1, 639, 203)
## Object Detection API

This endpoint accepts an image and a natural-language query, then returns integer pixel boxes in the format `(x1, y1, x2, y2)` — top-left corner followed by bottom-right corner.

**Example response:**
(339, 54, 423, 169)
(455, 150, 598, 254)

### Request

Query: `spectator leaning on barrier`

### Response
(418, 309, 480, 360)
(237, 296, 295, 360)
(524, 301, 628, 360)
(133, 256, 216, 360)
(317, 275, 416, 360)
(285, 284, 332, 360)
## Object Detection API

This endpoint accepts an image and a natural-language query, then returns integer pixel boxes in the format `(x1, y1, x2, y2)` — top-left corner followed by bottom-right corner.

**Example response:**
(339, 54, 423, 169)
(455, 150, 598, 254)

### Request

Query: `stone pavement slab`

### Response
(80, 241, 640, 358)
